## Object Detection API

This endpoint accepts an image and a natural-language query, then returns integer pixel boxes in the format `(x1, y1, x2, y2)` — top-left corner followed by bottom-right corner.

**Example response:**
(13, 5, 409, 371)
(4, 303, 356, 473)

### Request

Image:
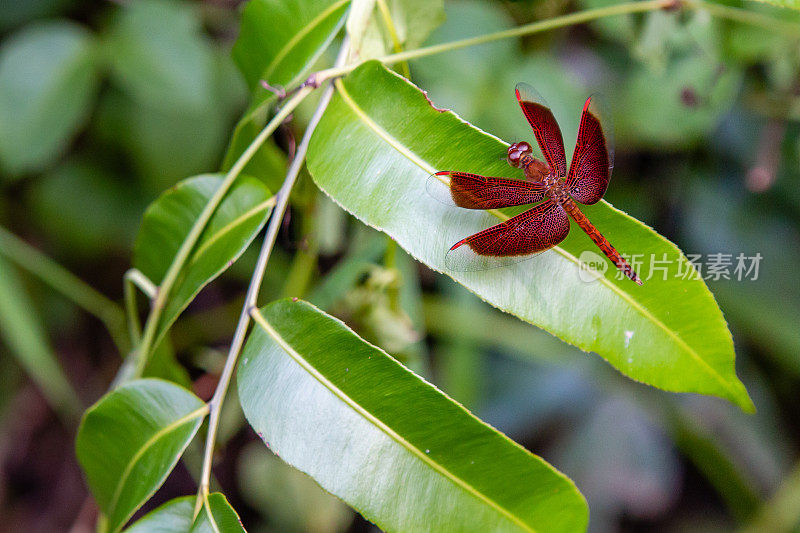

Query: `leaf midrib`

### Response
(190, 197, 275, 261)
(154, 195, 275, 346)
(332, 75, 740, 401)
(106, 405, 208, 529)
(264, 0, 350, 81)
(250, 308, 537, 533)
(200, 494, 222, 533)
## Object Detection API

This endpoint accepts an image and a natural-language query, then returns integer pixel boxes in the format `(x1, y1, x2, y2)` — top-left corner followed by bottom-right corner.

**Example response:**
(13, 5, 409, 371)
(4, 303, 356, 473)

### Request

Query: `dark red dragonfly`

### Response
(431, 83, 642, 285)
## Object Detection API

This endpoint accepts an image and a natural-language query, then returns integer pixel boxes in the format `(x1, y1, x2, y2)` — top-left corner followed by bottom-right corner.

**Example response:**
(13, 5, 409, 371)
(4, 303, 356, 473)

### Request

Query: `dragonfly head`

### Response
(507, 141, 532, 169)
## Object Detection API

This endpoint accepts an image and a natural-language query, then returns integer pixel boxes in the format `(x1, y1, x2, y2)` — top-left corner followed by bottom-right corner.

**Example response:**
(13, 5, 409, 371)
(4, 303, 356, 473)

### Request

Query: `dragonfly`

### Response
(430, 83, 642, 285)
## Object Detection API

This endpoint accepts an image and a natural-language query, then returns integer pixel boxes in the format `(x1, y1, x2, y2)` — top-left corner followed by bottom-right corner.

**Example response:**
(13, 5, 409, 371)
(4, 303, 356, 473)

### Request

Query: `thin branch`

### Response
(0, 225, 129, 354)
(194, 38, 351, 514)
(307, 0, 800, 86)
(376, 0, 411, 78)
(125, 268, 157, 299)
(123, 269, 157, 345)
(131, 85, 314, 380)
(310, 0, 673, 83)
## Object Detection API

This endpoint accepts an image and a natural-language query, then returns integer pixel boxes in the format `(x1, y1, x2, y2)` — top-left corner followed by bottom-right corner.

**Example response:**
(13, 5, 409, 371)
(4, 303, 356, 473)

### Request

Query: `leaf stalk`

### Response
(193, 37, 352, 514)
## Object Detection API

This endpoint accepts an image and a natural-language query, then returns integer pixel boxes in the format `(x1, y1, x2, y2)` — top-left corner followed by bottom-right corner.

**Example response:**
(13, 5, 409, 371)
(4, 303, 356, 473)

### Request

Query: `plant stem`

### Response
(0, 225, 129, 354)
(194, 39, 351, 513)
(376, 0, 411, 78)
(125, 268, 157, 299)
(308, 0, 800, 85)
(131, 85, 314, 380)
(123, 269, 156, 345)
(312, 0, 672, 83)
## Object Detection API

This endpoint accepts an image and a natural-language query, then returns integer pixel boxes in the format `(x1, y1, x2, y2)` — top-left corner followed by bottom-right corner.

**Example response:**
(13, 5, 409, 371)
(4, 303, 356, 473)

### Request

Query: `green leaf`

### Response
(346, 0, 380, 59)
(103, 0, 215, 114)
(381, 0, 445, 49)
(348, 0, 445, 61)
(411, 0, 517, 135)
(224, 0, 348, 180)
(237, 441, 353, 532)
(416, 7, 585, 149)
(0, 21, 98, 176)
(305, 61, 753, 411)
(125, 493, 245, 533)
(0, 254, 80, 419)
(232, 0, 349, 90)
(76, 379, 208, 533)
(191, 493, 246, 533)
(133, 174, 273, 348)
(144, 338, 192, 388)
(238, 299, 588, 532)
(221, 120, 287, 192)
(124, 496, 194, 532)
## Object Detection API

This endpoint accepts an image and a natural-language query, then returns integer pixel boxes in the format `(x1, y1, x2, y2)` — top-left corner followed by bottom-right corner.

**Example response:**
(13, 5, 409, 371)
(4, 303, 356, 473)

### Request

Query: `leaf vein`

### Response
(250, 308, 537, 533)
(333, 74, 740, 400)
(190, 196, 275, 261)
(106, 405, 208, 530)
(264, 0, 350, 81)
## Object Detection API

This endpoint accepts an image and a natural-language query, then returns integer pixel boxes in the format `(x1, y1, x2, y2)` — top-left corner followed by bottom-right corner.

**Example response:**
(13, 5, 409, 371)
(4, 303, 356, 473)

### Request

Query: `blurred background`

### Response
(1, 0, 799, 531)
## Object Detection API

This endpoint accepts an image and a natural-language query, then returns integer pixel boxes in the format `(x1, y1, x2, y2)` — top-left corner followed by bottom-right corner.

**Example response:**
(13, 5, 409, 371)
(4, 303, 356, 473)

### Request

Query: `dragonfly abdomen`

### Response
(560, 196, 642, 285)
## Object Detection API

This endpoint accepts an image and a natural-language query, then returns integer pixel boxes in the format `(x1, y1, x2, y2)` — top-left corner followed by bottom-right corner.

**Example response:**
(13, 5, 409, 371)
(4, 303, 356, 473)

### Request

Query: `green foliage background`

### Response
(1, 0, 800, 531)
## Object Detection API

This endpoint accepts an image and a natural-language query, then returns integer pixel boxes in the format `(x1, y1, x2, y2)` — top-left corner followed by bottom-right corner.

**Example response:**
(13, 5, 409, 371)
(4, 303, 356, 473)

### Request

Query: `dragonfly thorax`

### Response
(507, 141, 550, 182)
(522, 157, 550, 183)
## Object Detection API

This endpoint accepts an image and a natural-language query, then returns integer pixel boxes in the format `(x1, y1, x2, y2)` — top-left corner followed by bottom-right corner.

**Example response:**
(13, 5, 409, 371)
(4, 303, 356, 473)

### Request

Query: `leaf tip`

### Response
(737, 391, 757, 414)
(728, 378, 756, 413)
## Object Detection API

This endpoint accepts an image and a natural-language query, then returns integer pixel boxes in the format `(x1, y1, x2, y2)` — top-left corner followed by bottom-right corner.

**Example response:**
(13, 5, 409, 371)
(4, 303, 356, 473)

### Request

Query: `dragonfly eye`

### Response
(507, 142, 532, 168)
(516, 141, 532, 154)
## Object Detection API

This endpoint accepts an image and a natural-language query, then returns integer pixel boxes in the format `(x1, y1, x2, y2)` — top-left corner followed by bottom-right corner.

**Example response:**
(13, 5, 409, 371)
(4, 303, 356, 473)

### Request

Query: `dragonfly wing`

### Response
(515, 83, 567, 178)
(445, 199, 570, 271)
(428, 171, 546, 209)
(566, 94, 614, 205)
